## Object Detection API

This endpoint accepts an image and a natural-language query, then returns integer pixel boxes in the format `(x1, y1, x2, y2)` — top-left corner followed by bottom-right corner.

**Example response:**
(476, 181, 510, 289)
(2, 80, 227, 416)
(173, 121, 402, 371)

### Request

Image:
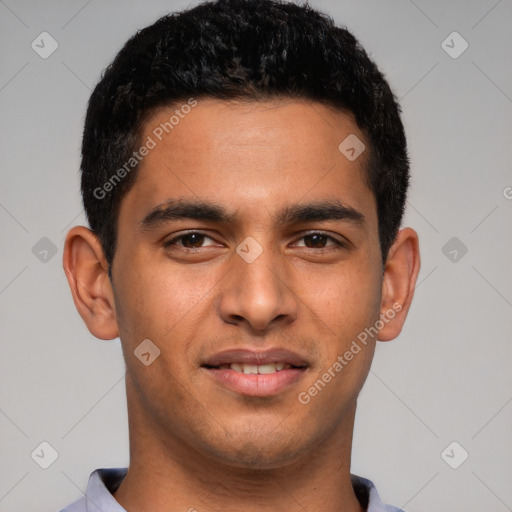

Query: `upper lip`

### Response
(202, 348, 309, 368)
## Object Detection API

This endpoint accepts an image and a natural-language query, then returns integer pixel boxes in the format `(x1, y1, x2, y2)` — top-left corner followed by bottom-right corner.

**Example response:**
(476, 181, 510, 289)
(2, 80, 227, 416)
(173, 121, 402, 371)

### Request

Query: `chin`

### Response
(201, 431, 313, 471)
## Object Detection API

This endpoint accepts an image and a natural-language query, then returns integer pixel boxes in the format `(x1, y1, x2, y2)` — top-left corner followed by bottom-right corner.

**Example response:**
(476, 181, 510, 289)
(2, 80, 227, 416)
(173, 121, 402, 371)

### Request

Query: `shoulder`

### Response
(57, 467, 128, 512)
(351, 474, 406, 512)
(58, 496, 87, 512)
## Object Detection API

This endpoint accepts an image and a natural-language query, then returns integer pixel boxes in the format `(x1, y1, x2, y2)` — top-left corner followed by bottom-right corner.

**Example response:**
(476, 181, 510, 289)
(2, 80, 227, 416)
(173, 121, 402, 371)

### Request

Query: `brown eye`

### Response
(164, 232, 217, 249)
(303, 234, 329, 248)
(180, 233, 206, 248)
(294, 232, 343, 249)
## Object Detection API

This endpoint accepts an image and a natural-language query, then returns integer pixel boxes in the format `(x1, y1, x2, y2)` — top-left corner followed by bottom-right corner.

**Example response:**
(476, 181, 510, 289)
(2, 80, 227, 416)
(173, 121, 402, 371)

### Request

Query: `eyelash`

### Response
(164, 231, 346, 250)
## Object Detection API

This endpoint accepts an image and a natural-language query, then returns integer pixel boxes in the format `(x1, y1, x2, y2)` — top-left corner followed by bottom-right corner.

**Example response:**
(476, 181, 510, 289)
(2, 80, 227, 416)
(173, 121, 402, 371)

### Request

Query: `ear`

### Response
(62, 226, 119, 340)
(377, 227, 420, 341)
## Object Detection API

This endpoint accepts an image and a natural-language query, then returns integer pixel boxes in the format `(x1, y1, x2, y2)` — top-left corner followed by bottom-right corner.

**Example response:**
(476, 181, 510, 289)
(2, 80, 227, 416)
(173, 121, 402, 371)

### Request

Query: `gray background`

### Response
(1, 0, 511, 511)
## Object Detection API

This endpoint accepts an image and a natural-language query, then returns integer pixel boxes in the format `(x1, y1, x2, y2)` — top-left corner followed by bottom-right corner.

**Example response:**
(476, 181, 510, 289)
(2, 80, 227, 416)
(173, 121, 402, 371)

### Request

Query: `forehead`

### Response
(120, 98, 375, 227)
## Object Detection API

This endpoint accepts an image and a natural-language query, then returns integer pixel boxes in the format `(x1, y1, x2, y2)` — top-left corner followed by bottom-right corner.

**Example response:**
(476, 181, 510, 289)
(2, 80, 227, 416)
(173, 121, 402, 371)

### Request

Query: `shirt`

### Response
(59, 468, 405, 512)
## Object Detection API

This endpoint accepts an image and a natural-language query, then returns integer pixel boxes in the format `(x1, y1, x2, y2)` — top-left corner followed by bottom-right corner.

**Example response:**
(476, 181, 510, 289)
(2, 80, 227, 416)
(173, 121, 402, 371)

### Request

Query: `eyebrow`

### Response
(276, 200, 365, 226)
(140, 200, 235, 229)
(140, 198, 365, 230)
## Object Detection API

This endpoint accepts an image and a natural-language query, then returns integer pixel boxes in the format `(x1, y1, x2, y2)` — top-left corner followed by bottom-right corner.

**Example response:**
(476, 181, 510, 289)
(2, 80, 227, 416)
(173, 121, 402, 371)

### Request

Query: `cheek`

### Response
(112, 254, 223, 364)
(114, 267, 201, 405)
(297, 270, 380, 408)
(298, 261, 382, 340)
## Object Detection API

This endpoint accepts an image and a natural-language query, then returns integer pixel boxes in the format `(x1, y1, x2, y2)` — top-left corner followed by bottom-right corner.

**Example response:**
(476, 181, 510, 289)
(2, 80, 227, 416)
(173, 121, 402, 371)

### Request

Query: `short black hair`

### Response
(81, 0, 409, 272)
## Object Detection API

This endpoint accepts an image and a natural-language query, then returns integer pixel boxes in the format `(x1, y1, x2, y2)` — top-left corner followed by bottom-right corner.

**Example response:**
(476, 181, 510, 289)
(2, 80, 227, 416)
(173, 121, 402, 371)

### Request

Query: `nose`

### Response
(218, 242, 298, 333)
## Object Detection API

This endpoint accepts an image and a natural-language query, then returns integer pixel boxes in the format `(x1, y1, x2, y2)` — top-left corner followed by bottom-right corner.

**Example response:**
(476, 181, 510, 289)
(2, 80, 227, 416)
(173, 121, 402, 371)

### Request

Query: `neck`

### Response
(114, 384, 364, 512)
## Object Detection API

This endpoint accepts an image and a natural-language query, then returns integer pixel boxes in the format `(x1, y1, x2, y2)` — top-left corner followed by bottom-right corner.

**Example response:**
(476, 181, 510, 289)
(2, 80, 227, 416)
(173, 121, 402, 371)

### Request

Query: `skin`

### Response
(63, 98, 420, 512)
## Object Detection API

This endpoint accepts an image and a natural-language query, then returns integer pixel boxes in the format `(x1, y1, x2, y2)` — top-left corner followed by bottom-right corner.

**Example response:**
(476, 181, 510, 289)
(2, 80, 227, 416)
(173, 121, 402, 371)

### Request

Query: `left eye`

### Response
(294, 233, 342, 249)
(165, 232, 218, 248)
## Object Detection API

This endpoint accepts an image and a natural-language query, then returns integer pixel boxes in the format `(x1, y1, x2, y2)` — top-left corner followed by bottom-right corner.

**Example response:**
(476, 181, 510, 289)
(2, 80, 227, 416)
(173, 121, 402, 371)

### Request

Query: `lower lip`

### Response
(203, 367, 306, 397)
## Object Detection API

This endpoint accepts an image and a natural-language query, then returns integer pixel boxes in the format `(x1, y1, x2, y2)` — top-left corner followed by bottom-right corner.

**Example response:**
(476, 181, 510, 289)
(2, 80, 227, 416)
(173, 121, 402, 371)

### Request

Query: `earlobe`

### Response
(62, 226, 119, 340)
(378, 227, 420, 341)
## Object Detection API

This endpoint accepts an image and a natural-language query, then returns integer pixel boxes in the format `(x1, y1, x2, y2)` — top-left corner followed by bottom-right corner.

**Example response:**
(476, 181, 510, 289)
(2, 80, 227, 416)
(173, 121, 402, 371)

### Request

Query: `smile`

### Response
(201, 348, 309, 396)
(212, 362, 303, 374)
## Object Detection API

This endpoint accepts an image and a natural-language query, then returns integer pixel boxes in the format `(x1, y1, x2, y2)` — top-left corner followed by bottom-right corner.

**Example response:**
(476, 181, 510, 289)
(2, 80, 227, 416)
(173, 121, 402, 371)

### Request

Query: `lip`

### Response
(201, 348, 309, 397)
(202, 348, 309, 367)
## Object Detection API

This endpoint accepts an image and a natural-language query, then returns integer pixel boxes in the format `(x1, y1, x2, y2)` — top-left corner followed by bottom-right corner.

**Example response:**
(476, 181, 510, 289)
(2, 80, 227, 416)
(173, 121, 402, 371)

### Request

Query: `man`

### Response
(61, 0, 420, 510)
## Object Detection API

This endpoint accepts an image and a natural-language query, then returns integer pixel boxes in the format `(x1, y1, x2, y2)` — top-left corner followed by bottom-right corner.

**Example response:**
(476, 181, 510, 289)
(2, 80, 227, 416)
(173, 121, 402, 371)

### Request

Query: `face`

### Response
(108, 99, 387, 467)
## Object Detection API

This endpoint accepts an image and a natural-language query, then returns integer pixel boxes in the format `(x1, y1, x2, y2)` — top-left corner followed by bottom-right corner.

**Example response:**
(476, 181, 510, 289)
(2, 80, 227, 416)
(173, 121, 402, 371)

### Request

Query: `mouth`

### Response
(205, 362, 303, 374)
(201, 348, 309, 397)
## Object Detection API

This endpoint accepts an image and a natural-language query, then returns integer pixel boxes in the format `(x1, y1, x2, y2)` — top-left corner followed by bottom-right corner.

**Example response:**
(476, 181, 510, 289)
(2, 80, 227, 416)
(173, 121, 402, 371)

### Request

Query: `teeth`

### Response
(243, 364, 259, 374)
(225, 362, 293, 374)
(258, 364, 276, 374)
